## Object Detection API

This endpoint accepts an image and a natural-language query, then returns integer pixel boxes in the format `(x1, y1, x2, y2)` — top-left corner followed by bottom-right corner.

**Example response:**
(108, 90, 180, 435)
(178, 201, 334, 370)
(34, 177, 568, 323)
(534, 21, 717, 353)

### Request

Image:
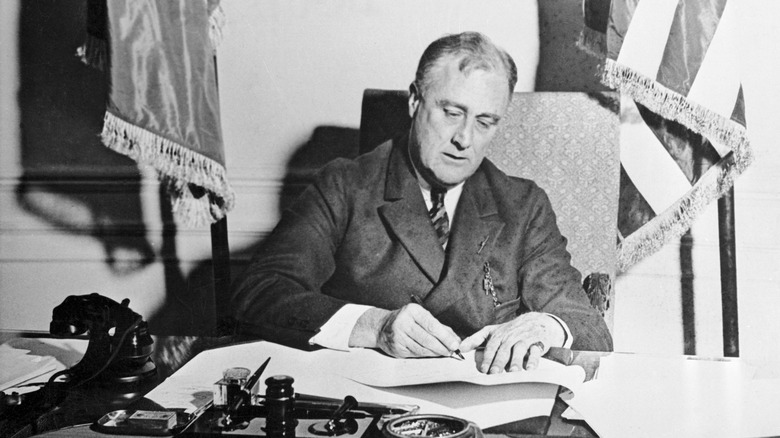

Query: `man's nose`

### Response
(451, 119, 474, 150)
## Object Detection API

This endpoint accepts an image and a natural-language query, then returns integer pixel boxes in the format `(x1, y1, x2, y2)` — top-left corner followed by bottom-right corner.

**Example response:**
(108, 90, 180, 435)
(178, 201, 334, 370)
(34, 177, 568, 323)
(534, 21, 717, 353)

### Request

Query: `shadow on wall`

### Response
(14, 0, 214, 336)
(16, 0, 155, 275)
(215, 126, 361, 328)
(278, 126, 362, 214)
(14, 1, 361, 337)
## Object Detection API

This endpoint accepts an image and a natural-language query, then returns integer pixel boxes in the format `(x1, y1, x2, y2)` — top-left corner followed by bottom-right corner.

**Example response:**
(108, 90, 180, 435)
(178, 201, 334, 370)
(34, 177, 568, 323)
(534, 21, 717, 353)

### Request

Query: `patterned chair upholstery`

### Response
(359, 90, 620, 329)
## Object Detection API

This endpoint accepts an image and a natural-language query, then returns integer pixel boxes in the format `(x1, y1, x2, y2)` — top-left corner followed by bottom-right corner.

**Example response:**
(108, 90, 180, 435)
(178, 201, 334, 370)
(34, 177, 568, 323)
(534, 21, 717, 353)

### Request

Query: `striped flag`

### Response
(580, 0, 752, 271)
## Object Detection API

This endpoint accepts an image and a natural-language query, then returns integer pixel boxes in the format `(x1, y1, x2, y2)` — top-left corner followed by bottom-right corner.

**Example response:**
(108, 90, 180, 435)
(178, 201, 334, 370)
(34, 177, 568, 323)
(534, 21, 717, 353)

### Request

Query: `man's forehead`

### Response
(427, 56, 511, 98)
(426, 65, 509, 114)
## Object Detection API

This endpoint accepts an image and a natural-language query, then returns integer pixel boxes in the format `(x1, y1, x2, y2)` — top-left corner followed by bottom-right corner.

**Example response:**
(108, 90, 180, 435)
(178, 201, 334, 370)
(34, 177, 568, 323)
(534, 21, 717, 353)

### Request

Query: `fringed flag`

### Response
(79, 0, 233, 227)
(580, 0, 752, 271)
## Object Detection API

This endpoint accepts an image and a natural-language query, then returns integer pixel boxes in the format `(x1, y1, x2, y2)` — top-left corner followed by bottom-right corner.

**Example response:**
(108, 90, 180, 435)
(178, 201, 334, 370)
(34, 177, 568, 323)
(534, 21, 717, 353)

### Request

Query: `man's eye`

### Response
(443, 109, 463, 118)
(477, 119, 496, 130)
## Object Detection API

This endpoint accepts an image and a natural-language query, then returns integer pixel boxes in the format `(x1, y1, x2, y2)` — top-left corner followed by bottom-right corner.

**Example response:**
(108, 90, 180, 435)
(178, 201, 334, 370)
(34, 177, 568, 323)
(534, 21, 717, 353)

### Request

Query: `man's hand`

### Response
(459, 312, 565, 373)
(349, 304, 461, 358)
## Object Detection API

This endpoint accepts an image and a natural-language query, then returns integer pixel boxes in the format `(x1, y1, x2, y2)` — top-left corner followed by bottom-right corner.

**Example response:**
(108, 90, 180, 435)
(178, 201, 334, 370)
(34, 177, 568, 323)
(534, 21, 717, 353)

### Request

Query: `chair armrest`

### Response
(583, 272, 612, 317)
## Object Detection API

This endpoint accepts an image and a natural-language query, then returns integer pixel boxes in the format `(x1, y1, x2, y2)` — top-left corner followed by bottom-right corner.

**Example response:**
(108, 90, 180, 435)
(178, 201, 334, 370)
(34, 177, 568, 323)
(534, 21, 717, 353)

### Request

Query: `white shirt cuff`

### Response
(308, 304, 374, 351)
(544, 313, 574, 349)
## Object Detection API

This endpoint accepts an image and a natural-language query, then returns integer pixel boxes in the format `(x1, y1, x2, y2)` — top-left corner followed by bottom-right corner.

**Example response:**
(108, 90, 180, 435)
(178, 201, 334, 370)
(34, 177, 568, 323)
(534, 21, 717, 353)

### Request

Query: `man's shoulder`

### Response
(476, 159, 558, 228)
(319, 140, 393, 174)
(321, 139, 393, 171)
(480, 158, 545, 197)
(313, 138, 395, 187)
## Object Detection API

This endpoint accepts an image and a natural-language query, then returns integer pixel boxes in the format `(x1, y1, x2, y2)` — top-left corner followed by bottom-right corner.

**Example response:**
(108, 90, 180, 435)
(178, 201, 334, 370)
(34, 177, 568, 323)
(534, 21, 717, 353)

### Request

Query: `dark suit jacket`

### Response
(232, 136, 613, 352)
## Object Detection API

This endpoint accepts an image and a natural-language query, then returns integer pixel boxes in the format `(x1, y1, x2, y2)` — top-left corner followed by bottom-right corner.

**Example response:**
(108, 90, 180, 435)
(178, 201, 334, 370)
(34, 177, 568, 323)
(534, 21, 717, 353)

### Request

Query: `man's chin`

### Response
(432, 176, 469, 188)
(431, 168, 474, 187)
(420, 164, 473, 189)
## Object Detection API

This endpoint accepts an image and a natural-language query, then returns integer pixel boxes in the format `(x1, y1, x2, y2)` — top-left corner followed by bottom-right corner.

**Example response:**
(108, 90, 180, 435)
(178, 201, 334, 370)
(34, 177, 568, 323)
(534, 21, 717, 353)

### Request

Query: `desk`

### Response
(9, 333, 777, 438)
(1, 332, 602, 437)
(0, 332, 235, 438)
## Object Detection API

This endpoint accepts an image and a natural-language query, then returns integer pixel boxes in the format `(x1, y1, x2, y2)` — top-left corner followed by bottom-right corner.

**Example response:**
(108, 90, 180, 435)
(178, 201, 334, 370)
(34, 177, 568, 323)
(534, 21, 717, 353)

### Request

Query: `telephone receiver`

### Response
(49, 293, 157, 387)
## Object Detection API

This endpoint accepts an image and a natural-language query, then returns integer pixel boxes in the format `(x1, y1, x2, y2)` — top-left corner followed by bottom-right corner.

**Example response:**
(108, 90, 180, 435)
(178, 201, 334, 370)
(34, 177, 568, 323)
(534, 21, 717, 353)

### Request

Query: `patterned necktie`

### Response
(429, 188, 450, 247)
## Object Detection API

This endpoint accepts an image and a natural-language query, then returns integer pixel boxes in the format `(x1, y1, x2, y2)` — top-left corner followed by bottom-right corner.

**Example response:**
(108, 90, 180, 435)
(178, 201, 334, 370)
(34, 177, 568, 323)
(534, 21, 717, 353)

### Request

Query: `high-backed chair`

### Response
(359, 90, 621, 329)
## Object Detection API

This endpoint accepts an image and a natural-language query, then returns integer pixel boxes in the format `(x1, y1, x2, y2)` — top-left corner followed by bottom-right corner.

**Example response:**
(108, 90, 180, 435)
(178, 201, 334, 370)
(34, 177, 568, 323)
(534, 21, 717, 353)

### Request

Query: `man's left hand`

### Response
(458, 312, 565, 373)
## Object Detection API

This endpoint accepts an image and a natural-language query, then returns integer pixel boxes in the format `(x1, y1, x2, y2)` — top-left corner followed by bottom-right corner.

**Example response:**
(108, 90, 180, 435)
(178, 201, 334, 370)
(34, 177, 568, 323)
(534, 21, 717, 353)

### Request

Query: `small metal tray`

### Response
(93, 409, 187, 436)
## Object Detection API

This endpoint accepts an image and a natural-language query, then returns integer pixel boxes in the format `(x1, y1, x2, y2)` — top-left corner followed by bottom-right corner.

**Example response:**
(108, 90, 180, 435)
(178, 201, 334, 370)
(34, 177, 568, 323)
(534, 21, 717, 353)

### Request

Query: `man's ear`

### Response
(408, 83, 421, 118)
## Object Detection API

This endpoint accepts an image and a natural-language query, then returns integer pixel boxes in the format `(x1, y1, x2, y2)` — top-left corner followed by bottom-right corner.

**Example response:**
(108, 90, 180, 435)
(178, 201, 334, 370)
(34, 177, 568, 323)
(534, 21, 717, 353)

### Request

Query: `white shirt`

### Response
(308, 183, 572, 351)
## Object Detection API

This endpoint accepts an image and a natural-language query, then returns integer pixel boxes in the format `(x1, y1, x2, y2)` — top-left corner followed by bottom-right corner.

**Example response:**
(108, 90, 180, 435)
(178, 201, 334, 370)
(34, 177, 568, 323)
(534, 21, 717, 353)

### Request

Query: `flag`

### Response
(580, 0, 752, 271)
(79, 0, 234, 227)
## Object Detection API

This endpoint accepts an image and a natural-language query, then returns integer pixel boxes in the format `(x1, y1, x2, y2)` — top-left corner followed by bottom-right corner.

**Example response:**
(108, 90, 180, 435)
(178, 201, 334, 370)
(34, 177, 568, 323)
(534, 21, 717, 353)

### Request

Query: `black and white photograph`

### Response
(1, 1, 779, 437)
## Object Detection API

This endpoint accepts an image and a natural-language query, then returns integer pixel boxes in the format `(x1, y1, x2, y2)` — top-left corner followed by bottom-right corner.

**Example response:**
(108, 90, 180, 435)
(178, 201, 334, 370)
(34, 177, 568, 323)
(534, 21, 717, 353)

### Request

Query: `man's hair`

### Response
(414, 31, 518, 97)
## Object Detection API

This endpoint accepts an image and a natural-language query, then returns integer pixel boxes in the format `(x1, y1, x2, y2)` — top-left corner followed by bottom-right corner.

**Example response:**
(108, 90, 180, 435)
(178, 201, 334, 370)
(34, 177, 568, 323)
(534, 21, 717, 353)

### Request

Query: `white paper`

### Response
(741, 377, 780, 437)
(0, 343, 61, 392)
(564, 353, 758, 438)
(145, 341, 582, 428)
(336, 348, 585, 390)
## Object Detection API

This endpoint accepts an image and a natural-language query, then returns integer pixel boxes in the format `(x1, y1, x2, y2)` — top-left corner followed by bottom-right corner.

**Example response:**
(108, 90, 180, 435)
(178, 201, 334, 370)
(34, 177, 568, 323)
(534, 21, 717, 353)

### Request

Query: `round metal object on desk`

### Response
(383, 414, 482, 438)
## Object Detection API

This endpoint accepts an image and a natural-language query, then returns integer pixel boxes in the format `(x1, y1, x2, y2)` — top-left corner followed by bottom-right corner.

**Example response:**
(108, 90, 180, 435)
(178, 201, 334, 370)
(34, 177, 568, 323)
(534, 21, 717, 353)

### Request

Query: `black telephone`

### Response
(0, 293, 158, 431)
(48, 293, 157, 387)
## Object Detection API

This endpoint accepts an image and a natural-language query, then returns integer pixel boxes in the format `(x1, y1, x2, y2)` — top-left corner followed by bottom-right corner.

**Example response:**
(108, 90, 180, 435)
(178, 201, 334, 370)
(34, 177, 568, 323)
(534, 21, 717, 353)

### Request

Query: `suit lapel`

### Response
(424, 167, 506, 312)
(378, 138, 446, 283)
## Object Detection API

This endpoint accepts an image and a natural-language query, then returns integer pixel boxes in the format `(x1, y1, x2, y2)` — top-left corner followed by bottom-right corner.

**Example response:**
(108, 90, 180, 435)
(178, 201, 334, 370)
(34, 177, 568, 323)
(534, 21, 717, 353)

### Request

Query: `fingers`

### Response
(404, 317, 455, 356)
(472, 313, 560, 374)
(522, 342, 545, 371)
(415, 307, 461, 353)
(479, 330, 517, 374)
(377, 304, 460, 358)
(459, 326, 492, 352)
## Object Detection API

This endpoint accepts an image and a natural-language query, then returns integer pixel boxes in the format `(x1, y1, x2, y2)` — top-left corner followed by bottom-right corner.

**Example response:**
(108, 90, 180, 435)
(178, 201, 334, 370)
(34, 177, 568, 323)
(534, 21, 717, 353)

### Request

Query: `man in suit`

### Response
(232, 32, 612, 374)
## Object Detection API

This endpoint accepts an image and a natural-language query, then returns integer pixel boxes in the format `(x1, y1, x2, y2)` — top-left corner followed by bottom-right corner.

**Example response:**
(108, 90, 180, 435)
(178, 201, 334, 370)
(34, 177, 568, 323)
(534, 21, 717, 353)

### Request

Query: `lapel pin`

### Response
(477, 235, 489, 254)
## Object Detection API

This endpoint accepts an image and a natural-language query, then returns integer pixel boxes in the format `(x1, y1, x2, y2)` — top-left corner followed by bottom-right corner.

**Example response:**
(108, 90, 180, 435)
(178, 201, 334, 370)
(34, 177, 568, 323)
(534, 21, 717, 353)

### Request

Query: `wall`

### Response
(1, 1, 779, 365)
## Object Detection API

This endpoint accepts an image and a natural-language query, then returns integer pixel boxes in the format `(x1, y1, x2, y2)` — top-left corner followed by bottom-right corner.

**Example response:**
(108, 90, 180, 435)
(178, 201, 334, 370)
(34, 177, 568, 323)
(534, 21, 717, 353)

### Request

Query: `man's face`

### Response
(408, 56, 510, 189)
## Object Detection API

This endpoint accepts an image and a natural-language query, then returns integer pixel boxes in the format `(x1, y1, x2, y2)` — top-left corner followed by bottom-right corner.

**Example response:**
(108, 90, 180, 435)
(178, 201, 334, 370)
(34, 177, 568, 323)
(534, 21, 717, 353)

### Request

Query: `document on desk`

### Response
(145, 341, 586, 429)
(0, 343, 62, 392)
(562, 353, 760, 438)
(331, 348, 585, 389)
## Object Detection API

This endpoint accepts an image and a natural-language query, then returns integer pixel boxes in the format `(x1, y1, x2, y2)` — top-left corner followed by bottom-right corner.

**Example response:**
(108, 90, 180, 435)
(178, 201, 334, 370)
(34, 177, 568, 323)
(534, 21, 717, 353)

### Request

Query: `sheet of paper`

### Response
(563, 353, 756, 438)
(145, 341, 578, 428)
(0, 343, 62, 392)
(334, 348, 585, 390)
(741, 377, 780, 437)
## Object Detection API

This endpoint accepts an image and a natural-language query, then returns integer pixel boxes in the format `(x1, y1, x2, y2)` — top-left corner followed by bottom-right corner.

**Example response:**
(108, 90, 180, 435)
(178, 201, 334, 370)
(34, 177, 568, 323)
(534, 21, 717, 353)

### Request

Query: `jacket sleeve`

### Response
(518, 186, 614, 352)
(230, 160, 353, 350)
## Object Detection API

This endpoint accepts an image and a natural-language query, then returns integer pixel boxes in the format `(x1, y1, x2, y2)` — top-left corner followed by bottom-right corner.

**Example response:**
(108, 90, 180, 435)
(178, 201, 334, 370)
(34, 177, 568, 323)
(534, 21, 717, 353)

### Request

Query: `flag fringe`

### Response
(75, 33, 108, 71)
(603, 59, 753, 173)
(617, 152, 738, 271)
(101, 111, 235, 228)
(605, 59, 754, 270)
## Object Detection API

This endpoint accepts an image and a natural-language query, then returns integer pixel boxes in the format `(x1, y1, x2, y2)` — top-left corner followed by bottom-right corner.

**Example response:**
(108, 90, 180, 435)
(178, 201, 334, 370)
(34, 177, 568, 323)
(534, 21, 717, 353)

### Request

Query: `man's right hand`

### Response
(349, 304, 461, 358)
